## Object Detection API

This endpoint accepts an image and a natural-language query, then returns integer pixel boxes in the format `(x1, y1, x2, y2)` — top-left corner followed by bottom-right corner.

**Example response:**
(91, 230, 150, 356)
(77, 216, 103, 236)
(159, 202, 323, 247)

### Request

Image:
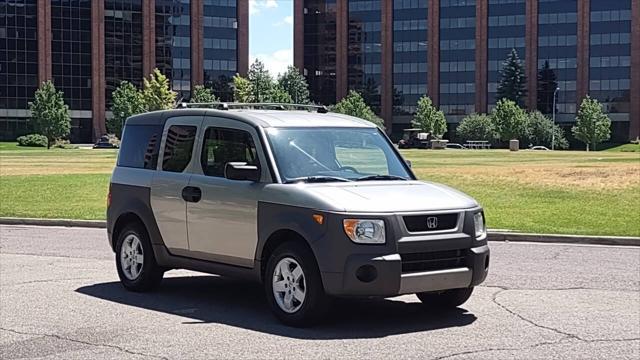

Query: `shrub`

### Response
(52, 139, 79, 149)
(455, 114, 497, 143)
(17, 134, 48, 147)
(526, 111, 568, 149)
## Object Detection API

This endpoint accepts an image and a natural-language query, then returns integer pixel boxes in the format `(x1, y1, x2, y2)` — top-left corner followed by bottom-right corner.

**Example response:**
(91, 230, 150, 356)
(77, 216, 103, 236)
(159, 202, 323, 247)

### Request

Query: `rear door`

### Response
(150, 115, 203, 253)
(185, 116, 271, 267)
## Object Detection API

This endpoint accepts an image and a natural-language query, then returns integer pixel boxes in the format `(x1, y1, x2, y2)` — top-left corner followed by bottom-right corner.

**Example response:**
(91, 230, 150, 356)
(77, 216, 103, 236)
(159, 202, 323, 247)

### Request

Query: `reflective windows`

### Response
(303, 0, 337, 105)
(203, 0, 237, 101)
(162, 125, 197, 173)
(156, 0, 191, 98)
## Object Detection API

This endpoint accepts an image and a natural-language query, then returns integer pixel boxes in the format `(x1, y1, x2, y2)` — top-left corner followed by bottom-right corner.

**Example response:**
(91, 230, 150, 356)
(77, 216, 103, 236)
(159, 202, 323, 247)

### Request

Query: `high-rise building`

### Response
(0, 0, 249, 142)
(294, 0, 639, 142)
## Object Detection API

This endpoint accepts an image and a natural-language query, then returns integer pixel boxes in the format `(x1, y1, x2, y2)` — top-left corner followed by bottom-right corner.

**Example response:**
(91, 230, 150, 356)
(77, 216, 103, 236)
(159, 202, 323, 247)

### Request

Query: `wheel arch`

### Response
(111, 212, 148, 252)
(258, 228, 317, 283)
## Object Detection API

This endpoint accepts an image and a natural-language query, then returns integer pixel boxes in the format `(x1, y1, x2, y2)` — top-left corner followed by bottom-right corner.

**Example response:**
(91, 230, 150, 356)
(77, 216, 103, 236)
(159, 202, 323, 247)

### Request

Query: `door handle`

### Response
(182, 186, 202, 203)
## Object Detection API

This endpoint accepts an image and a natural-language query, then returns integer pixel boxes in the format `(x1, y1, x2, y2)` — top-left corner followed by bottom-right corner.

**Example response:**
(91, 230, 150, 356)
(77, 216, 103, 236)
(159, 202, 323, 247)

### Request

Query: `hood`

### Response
(301, 180, 479, 213)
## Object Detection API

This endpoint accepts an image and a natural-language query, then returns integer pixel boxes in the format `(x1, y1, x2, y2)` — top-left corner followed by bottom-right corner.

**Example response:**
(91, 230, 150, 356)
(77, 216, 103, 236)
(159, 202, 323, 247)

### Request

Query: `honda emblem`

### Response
(426, 216, 438, 229)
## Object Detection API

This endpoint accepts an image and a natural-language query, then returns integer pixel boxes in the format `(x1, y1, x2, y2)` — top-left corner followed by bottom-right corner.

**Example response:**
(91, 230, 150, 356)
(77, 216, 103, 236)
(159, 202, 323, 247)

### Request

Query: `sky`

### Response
(249, 0, 294, 77)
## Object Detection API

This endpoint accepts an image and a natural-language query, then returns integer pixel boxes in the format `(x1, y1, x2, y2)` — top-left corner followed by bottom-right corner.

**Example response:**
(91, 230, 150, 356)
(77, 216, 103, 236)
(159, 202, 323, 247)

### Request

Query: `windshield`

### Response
(266, 127, 412, 183)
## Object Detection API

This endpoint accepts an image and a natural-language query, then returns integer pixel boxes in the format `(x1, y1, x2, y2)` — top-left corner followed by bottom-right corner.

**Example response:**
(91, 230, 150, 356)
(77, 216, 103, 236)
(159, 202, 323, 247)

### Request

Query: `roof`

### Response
(125, 108, 377, 129)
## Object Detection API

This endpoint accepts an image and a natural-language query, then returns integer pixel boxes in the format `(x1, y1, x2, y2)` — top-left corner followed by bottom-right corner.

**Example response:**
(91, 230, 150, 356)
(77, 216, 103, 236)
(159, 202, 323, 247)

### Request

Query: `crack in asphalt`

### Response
(0, 251, 108, 261)
(0, 327, 169, 360)
(7, 277, 93, 286)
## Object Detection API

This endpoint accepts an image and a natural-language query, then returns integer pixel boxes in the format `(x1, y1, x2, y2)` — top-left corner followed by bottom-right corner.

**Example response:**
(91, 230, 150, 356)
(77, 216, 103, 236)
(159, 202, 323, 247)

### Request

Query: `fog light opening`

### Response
(355, 265, 378, 283)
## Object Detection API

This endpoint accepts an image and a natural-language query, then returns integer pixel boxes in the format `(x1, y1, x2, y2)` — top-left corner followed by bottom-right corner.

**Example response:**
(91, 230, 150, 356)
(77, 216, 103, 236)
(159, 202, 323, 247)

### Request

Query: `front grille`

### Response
(401, 249, 466, 273)
(403, 213, 459, 232)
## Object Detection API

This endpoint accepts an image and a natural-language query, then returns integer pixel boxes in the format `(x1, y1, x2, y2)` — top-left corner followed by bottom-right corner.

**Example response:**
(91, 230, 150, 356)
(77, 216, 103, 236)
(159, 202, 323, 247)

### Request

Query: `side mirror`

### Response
(224, 162, 260, 182)
(406, 160, 412, 168)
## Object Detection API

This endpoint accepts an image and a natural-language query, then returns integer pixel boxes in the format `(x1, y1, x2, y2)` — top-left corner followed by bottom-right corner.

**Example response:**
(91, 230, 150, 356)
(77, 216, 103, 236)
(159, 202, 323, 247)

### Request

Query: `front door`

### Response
(185, 117, 270, 267)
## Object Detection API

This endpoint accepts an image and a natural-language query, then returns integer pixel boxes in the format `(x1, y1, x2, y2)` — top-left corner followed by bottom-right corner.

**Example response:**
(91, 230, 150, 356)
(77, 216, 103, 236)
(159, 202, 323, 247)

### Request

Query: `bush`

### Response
(52, 139, 79, 149)
(526, 111, 568, 149)
(17, 134, 48, 147)
(455, 114, 497, 143)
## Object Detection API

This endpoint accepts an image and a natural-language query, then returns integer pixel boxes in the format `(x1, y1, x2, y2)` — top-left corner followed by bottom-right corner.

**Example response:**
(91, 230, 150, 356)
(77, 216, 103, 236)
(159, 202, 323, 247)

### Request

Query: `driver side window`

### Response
(200, 127, 258, 177)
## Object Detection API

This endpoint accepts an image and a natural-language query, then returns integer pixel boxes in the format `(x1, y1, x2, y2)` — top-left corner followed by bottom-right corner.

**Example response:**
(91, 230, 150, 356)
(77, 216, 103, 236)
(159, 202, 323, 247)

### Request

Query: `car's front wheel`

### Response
(115, 224, 164, 292)
(416, 287, 474, 308)
(264, 242, 329, 327)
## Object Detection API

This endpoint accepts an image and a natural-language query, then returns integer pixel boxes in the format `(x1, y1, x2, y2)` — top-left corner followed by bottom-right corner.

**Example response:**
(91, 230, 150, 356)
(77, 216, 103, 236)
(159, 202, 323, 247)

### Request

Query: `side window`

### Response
(162, 125, 197, 172)
(118, 125, 163, 169)
(200, 127, 258, 177)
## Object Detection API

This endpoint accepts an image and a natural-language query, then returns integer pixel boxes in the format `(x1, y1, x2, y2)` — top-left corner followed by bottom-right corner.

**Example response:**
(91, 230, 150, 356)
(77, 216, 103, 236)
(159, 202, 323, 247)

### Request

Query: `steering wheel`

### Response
(338, 166, 359, 173)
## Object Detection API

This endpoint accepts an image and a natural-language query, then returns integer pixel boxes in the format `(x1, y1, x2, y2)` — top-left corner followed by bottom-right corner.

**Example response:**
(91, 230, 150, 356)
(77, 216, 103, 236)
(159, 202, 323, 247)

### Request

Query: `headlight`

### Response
(474, 212, 486, 240)
(343, 219, 385, 244)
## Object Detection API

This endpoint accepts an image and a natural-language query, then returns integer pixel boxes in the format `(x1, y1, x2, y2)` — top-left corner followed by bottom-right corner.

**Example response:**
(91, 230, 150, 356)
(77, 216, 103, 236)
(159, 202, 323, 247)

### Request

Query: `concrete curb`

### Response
(1, 217, 638, 246)
(0, 217, 106, 229)
(488, 231, 640, 247)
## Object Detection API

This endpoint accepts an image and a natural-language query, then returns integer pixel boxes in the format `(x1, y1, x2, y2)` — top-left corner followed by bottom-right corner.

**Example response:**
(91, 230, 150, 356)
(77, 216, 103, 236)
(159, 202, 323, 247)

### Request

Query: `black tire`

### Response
(416, 287, 474, 308)
(115, 223, 164, 292)
(264, 241, 330, 327)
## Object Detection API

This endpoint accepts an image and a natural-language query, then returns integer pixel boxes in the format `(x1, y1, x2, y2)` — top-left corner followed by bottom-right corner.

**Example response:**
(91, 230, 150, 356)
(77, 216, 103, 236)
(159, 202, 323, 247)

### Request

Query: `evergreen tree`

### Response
(455, 113, 497, 143)
(333, 90, 385, 130)
(358, 78, 380, 113)
(536, 61, 558, 114)
(411, 96, 447, 138)
(29, 81, 71, 148)
(190, 85, 219, 103)
(142, 69, 177, 111)
(247, 59, 273, 102)
(491, 98, 527, 141)
(206, 75, 233, 102)
(232, 74, 253, 102)
(572, 96, 611, 151)
(109, 81, 145, 138)
(277, 66, 310, 104)
(496, 48, 527, 107)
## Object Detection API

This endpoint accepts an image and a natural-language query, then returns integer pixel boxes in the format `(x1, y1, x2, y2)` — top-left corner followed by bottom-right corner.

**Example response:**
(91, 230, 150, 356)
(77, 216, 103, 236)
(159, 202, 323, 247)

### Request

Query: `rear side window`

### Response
(118, 125, 163, 169)
(162, 125, 197, 172)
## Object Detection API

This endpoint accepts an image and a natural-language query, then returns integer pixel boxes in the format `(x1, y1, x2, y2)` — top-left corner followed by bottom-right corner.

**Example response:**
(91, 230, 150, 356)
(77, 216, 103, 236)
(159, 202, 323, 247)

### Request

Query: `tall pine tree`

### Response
(536, 61, 558, 114)
(496, 48, 527, 107)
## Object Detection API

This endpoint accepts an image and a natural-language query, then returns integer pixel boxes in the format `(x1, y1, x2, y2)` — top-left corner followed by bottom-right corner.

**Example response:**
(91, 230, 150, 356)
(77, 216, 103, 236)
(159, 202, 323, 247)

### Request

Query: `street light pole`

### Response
(552, 87, 560, 151)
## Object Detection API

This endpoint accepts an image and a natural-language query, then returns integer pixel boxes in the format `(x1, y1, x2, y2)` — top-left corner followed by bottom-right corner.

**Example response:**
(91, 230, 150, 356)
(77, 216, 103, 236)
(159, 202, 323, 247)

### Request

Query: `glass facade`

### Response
(156, 0, 191, 98)
(589, 0, 631, 115)
(303, 0, 337, 106)
(51, 0, 92, 110)
(537, 0, 577, 116)
(392, 0, 428, 116)
(487, 0, 525, 108)
(105, 0, 143, 107)
(0, 0, 38, 113)
(203, 0, 237, 101)
(348, 0, 382, 113)
(439, 0, 475, 116)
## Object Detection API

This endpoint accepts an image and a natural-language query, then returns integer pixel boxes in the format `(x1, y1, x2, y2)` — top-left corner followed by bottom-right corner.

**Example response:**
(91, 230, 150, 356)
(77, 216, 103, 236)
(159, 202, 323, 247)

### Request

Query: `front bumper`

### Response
(321, 244, 490, 297)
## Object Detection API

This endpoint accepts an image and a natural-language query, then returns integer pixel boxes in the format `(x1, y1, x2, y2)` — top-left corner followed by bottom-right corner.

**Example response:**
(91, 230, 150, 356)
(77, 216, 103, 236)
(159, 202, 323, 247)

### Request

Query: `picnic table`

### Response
(465, 140, 492, 149)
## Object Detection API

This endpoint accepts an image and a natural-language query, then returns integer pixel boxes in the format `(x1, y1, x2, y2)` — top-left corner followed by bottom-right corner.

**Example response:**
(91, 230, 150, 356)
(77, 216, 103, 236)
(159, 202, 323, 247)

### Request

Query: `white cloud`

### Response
(273, 15, 293, 27)
(250, 0, 279, 15)
(251, 48, 292, 77)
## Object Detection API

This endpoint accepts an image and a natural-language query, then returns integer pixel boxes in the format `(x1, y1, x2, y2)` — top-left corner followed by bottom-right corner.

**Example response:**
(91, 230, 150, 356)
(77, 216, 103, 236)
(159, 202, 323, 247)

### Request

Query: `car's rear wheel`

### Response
(416, 287, 474, 308)
(264, 242, 329, 327)
(115, 224, 164, 292)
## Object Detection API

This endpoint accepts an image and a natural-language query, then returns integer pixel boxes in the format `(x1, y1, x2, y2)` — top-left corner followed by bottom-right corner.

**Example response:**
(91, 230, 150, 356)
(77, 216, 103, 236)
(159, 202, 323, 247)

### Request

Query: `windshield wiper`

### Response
(285, 176, 353, 184)
(356, 175, 408, 181)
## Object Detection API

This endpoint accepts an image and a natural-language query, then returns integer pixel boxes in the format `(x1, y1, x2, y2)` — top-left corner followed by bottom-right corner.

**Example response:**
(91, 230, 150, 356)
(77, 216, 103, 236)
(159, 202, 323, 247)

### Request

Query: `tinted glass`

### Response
(304, 0, 337, 105)
(200, 127, 258, 177)
(203, 0, 237, 102)
(118, 125, 163, 169)
(162, 125, 197, 172)
(156, 0, 191, 99)
(266, 127, 411, 182)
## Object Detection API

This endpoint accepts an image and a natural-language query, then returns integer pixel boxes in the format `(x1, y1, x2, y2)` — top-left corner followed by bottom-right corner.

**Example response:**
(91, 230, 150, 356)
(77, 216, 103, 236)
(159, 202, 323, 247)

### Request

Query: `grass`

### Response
(604, 143, 640, 152)
(0, 142, 638, 236)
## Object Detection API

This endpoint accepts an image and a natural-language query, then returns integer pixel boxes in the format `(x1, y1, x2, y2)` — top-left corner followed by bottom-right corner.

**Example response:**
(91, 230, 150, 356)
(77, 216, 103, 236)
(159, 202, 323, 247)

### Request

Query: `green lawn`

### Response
(1, 142, 638, 236)
(605, 143, 640, 152)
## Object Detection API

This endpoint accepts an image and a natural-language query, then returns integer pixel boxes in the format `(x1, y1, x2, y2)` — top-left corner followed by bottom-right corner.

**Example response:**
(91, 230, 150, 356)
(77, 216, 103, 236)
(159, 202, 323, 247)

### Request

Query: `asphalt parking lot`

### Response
(0, 224, 638, 359)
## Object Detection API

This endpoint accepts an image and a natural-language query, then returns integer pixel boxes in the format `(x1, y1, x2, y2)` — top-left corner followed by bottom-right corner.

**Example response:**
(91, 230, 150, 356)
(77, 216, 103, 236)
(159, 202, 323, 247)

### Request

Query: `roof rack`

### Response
(178, 102, 329, 113)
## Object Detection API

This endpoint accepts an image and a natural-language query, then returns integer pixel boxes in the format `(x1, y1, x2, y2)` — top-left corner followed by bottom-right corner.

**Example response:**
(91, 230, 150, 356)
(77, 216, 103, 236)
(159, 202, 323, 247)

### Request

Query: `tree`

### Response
(277, 66, 310, 104)
(491, 98, 527, 141)
(526, 111, 568, 149)
(536, 61, 558, 114)
(269, 86, 293, 103)
(232, 74, 252, 102)
(333, 90, 385, 130)
(412, 96, 447, 138)
(29, 81, 71, 148)
(247, 59, 273, 102)
(142, 68, 177, 111)
(496, 48, 527, 107)
(108, 81, 145, 138)
(455, 113, 497, 143)
(572, 96, 611, 151)
(190, 85, 219, 103)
